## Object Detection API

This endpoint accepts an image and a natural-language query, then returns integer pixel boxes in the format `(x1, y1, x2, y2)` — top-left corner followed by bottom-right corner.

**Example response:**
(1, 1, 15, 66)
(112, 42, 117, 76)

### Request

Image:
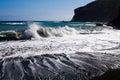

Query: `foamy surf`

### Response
(0, 23, 119, 57)
(0, 21, 120, 80)
(0, 26, 120, 58)
(0, 21, 111, 40)
(20, 23, 112, 39)
(0, 28, 120, 80)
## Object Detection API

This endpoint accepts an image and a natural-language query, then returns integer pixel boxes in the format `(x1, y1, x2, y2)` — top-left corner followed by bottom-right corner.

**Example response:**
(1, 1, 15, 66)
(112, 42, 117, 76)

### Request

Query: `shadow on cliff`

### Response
(109, 8, 120, 29)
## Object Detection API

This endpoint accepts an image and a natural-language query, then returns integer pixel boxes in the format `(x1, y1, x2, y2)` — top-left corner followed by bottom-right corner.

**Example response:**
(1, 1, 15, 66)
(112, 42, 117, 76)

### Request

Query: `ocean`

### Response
(0, 21, 120, 80)
(0, 21, 105, 40)
(0, 21, 95, 31)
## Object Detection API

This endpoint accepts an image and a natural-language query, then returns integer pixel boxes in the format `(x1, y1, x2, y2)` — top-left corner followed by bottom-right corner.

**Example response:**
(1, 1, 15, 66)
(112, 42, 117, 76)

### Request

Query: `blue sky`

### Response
(0, 0, 94, 21)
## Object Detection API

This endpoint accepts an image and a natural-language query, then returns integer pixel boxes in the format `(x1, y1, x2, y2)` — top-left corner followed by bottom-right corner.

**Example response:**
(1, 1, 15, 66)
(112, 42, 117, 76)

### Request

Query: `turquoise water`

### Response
(0, 21, 97, 32)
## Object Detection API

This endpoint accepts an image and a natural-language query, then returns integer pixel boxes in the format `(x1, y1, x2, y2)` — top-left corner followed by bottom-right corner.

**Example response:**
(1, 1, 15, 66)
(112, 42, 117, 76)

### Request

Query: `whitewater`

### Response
(0, 22, 120, 80)
(0, 23, 120, 58)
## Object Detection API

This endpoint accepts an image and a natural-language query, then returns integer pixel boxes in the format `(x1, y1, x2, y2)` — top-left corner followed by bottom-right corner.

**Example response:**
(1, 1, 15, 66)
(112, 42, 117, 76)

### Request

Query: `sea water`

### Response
(0, 21, 103, 39)
(0, 21, 97, 31)
(0, 21, 120, 80)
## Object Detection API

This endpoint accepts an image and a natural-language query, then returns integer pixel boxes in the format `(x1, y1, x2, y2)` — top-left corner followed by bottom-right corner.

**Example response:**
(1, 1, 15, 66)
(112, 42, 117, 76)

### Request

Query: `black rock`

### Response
(109, 8, 120, 29)
(96, 23, 103, 26)
(91, 69, 120, 80)
(71, 0, 120, 22)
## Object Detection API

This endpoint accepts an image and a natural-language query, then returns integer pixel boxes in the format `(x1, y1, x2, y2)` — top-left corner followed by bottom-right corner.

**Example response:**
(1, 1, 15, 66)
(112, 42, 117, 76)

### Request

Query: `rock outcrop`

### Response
(0, 52, 120, 80)
(109, 8, 120, 29)
(71, 0, 120, 22)
(0, 32, 18, 41)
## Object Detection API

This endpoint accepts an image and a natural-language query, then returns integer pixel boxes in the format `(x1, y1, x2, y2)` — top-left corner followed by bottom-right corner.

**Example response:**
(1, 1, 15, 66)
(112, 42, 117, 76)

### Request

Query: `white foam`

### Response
(2, 22, 25, 25)
(20, 23, 80, 39)
(0, 27, 120, 58)
(37, 25, 79, 37)
(85, 23, 96, 26)
(19, 23, 41, 39)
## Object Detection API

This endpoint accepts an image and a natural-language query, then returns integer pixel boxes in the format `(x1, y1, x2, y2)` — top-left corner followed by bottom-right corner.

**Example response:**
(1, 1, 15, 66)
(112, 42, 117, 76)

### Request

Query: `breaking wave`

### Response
(19, 23, 111, 40)
(0, 22, 112, 41)
(21, 23, 79, 39)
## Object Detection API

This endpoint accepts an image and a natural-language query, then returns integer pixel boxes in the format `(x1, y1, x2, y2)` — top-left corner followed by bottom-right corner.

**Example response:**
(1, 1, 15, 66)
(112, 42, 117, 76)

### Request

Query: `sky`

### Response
(0, 0, 95, 21)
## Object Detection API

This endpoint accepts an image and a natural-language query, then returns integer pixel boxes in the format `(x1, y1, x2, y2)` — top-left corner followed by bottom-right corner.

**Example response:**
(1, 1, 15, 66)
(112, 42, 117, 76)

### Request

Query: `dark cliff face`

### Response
(110, 8, 120, 29)
(72, 0, 120, 22)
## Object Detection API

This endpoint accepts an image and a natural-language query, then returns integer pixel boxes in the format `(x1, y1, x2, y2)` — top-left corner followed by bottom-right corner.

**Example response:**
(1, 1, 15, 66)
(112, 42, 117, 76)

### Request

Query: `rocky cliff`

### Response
(110, 8, 120, 29)
(71, 0, 120, 22)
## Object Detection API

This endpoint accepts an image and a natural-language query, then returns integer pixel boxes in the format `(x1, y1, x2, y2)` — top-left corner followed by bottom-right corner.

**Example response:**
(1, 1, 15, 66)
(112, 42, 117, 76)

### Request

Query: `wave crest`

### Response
(0, 23, 113, 40)
(19, 23, 79, 39)
(37, 25, 78, 37)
